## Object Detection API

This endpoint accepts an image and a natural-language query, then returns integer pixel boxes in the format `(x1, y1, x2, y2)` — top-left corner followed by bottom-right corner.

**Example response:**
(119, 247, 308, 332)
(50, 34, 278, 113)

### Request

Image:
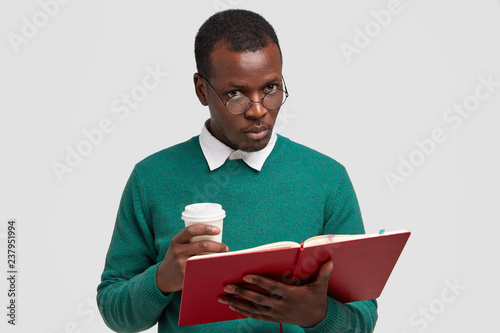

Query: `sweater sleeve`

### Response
(97, 168, 173, 332)
(304, 166, 378, 333)
(304, 298, 378, 333)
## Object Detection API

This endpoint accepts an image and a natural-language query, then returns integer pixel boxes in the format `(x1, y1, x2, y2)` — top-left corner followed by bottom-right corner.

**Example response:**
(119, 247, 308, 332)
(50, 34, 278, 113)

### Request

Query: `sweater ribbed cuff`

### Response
(303, 298, 348, 333)
(133, 262, 174, 312)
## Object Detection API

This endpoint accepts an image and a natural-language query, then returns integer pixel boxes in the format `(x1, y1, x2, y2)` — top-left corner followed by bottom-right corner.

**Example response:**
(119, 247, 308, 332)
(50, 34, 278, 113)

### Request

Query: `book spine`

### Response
(289, 242, 305, 286)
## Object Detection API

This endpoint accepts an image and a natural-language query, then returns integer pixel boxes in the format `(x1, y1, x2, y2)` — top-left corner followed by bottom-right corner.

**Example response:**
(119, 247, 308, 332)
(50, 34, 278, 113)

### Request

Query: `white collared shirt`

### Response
(199, 122, 277, 172)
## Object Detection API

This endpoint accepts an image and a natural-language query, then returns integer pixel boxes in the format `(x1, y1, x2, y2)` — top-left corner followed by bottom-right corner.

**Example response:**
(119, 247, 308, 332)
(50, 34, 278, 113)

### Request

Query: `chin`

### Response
(225, 131, 272, 152)
(238, 139, 269, 152)
(240, 146, 265, 152)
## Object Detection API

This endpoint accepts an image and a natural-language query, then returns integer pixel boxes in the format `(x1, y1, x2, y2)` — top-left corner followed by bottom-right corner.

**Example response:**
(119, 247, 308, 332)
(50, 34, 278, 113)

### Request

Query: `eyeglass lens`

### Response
(227, 89, 285, 114)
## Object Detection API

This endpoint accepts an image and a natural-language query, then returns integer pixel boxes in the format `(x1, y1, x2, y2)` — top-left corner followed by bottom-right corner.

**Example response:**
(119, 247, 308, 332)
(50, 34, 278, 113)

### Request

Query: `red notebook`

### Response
(178, 229, 410, 326)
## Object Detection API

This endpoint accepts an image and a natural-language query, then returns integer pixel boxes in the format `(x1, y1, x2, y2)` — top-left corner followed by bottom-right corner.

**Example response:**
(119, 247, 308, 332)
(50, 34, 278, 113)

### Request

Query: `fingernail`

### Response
(242, 275, 252, 283)
(218, 297, 228, 304)
(224, 285, 235, 293)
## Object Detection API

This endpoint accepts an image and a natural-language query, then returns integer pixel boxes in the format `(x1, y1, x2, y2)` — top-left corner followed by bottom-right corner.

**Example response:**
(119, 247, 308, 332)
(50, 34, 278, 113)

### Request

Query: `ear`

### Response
(193, 73, 208, 106)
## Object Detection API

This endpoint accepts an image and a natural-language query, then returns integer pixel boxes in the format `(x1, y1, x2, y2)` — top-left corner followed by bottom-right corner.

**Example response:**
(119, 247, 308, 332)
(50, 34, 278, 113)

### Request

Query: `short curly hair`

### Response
(194, 9, 282, 79)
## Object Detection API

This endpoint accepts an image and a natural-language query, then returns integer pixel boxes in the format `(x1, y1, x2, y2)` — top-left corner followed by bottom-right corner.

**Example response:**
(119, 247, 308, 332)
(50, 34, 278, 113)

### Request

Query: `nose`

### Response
(244, 97, 268, 119)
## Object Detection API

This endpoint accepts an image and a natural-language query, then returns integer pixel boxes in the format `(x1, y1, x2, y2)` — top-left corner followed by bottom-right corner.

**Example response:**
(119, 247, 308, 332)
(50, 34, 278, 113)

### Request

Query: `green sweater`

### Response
(97, 135, 378, 332)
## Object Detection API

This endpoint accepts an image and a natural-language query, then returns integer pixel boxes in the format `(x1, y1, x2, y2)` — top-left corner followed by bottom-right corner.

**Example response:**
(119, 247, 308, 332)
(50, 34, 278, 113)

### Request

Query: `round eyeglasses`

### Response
(201, 74, 289, 115)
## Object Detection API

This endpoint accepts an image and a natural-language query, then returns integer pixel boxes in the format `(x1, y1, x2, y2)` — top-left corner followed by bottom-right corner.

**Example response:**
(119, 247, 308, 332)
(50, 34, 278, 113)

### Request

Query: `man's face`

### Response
(194, 43, 283, 152)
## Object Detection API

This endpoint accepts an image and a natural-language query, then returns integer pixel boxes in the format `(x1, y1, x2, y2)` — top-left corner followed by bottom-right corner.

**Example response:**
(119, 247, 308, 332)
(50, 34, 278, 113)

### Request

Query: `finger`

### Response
(241, 275, 286, 299)
(183, 239, 229, 256)
(174, 224, 221, 244)
(226, 303, 277, 323)
(222, 282, 281, 309)
(219, 289, 284, 323)
(218, 288, 275, 316)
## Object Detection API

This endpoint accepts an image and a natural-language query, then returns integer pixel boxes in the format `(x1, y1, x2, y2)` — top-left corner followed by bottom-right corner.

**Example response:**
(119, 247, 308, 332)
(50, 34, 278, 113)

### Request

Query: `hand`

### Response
(156, 224, 228, 293)
(218, 261, 334, 328)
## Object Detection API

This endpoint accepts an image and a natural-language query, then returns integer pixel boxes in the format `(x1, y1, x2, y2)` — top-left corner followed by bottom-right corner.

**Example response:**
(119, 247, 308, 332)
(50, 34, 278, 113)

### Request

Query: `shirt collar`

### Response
(199, 121, 277, 172)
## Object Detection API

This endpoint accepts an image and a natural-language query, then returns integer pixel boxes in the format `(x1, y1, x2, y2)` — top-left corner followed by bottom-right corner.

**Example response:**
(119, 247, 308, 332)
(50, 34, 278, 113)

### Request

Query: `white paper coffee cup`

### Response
(181, 203, 225, 243)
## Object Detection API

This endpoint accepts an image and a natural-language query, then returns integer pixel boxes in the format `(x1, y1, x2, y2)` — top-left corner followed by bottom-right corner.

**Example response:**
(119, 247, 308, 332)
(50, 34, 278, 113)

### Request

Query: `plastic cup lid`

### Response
(181, 203, 226, 222)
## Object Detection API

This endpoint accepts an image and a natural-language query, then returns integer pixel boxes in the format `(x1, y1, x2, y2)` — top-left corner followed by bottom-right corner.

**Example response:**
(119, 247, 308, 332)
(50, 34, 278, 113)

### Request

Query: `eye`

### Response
(265, 84, 279, 92)
(227, 90, 243, 98)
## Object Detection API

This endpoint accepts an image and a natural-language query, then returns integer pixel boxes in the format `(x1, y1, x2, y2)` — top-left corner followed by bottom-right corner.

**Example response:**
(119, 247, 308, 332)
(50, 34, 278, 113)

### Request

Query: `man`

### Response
(97, 9, 378, 332)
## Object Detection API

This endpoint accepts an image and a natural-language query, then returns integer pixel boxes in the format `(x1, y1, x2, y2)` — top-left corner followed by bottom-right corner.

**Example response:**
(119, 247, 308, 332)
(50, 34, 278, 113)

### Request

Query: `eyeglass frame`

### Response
(200, 74, 289, 115)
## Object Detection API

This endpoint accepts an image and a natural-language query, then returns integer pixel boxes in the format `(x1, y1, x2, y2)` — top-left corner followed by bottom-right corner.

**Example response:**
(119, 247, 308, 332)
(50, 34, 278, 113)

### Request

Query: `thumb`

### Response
(315, 261, 334, 284)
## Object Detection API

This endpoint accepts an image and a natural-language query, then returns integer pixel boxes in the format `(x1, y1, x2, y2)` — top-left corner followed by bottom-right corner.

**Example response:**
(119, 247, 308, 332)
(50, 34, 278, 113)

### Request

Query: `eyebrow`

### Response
(227, 83, 245, 89)
(226, 77, 281, 89)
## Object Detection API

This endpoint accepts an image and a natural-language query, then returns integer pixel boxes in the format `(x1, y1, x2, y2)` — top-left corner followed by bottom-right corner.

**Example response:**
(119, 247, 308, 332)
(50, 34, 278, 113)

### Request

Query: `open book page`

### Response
(189, 230, 409, 259)
(189, 241, 300, 260)
(303, 229, 410, 247)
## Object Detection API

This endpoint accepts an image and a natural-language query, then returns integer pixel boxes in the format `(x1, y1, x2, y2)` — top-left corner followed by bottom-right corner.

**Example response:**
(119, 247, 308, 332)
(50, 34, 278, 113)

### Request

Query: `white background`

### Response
(1, 0, 499, 332)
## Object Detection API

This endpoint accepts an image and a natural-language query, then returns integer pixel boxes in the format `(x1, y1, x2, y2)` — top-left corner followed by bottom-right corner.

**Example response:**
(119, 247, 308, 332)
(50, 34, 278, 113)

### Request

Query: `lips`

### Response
(246, 127, 268, 133)
(244, 127, 269, 140)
